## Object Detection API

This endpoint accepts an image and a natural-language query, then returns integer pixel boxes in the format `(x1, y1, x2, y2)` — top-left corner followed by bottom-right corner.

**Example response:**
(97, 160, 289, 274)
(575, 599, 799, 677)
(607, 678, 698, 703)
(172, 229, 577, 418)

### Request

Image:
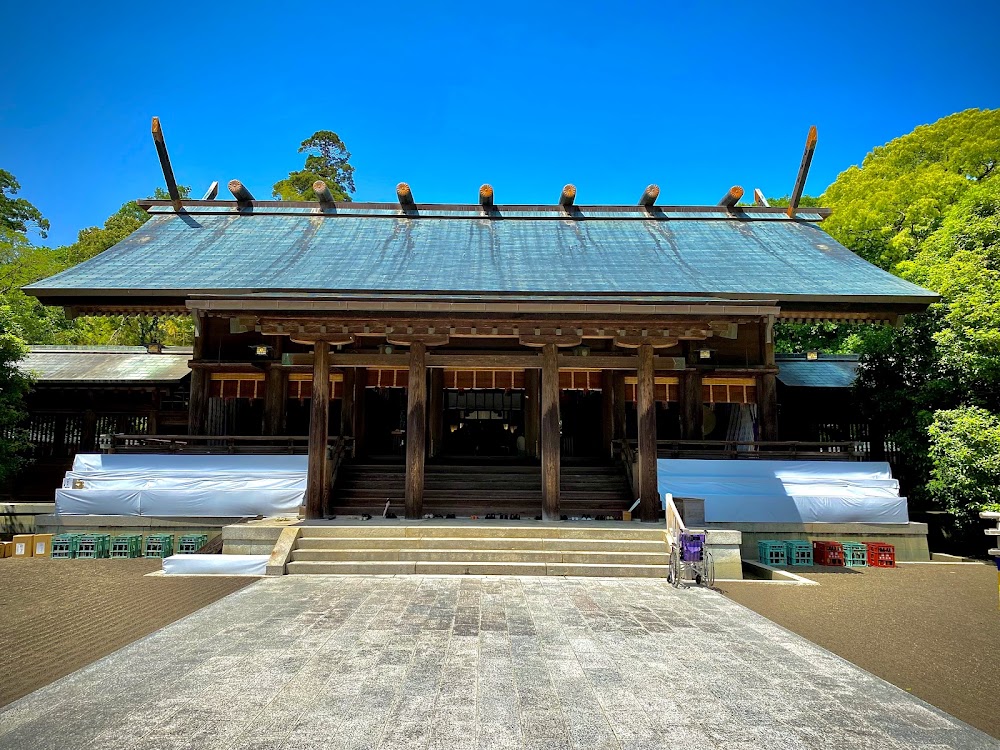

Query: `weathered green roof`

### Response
(21, 346, 192, 383)
(776, 355, 859, 389)
(25, 202, 938, 313)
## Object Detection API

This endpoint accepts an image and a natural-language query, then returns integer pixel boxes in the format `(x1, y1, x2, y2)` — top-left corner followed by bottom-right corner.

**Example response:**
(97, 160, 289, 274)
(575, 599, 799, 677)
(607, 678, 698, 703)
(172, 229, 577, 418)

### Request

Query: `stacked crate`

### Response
(865, 542, 896, 568)
(177, 534, 209, 554)
(783, 540, 813, 566)
(812, 540, 845, 567)
(110, 535, 144, 559)
(757, 540, 787, 566)
(51, 534, 83, 559)
(144, 534, 174, 558)
(76, 534, 111, 559)
(841, 541, 868, 567)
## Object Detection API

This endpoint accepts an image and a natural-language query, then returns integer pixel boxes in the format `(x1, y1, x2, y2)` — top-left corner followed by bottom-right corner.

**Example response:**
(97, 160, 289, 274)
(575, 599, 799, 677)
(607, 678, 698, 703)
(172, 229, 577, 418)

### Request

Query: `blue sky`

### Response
(3, 0, 998, 247)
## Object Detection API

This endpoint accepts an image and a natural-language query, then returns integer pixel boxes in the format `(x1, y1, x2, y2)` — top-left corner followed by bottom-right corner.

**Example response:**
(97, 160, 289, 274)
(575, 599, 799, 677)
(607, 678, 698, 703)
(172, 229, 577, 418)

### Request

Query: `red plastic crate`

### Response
(812, 540, 845, 567)
(865, 542, 896, 568)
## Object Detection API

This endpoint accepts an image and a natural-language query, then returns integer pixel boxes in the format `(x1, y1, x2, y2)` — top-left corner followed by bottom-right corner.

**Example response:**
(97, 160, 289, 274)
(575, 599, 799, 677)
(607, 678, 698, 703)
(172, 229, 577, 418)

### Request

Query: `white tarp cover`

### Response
(657, 459, 908, 524)
(57, 454, 306, 517)
(73, 454, 307, 473)
(161, 554, 268, 576)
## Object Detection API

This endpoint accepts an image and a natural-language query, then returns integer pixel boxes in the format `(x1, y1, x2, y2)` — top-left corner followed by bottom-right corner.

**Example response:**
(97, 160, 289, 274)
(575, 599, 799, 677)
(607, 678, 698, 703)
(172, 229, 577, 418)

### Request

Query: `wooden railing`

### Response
(104, 434, 355, 457)
(663, 493, 686, 543)
(652, 439, 863, 461)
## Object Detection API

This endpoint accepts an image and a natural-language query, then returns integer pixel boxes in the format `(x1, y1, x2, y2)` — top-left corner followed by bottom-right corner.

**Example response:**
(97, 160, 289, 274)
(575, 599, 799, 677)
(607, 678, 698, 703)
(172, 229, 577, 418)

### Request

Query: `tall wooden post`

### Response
(601, 370, 614, 459)
(541, 344, 560, 520)
(758, 374, 779, 441)
(637, 344, 659, 522)
(524, 369, 541, 459)
(405, 342, 427, 520)
(353, 367, 367, 457)
(612, 371, 626, 444)
(305, 341, 330, 519)
(428, 368, 444, 458)
(188, 312, 209, 435)
(681, 371, 704, 440)
(340, 368, 356, 437)
(263, 365, 287, 436)
(758, 315, 779, 441)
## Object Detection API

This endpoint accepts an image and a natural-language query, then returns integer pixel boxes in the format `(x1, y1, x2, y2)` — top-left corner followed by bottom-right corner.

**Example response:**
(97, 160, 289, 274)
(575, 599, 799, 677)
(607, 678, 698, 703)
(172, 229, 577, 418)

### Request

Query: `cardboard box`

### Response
(12, 534, 34, 558)
(2, 541, 11, 558)
(32, 534, 54, 558)
(0, 541, 7, 558)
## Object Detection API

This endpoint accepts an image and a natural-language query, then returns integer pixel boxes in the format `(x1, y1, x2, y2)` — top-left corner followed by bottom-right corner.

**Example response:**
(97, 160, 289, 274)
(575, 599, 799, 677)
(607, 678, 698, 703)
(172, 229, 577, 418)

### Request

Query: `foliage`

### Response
(927, 407, 1000, 536)
(822, 108, 1000, 271)
(0, 169, 49, 239)
(272, 131, 355, 201)
(0, 305, 32, 483)
(774, 321, 860, 355)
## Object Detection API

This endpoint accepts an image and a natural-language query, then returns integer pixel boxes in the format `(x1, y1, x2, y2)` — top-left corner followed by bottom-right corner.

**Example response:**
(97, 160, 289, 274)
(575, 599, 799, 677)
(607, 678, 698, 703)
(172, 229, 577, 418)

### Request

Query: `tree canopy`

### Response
(272, 130, 356, 201)
(0, 169, 49, 238)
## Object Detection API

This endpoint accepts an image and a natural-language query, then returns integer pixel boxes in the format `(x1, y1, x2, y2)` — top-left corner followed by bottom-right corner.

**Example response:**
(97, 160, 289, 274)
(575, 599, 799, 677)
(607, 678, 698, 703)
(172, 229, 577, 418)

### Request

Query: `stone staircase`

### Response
(284, 524, 671, 577)
(332, 461, 633, 518)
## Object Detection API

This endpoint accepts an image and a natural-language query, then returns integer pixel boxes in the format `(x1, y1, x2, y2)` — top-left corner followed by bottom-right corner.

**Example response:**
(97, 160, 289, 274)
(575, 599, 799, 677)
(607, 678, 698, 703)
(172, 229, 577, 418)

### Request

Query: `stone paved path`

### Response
(0, 576, 995, 750)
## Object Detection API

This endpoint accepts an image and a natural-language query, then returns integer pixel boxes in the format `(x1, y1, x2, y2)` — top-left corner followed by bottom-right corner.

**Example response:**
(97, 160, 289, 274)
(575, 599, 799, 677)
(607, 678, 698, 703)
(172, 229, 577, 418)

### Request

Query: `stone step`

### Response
(296, 537, 666, 552)
(284, 560, 669, 577)
(291, 548, 671, 564)
(296, 525, 666, 540)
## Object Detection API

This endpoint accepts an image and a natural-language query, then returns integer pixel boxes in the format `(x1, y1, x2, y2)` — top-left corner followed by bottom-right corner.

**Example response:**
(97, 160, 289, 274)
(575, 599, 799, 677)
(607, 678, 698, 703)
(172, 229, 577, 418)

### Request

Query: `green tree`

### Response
(0, 169, 49, 238)
(0, 305, 32, 483)
(822, 108, 1000, 271)
(272, 131, 355, 201)
(927, 407, 1000, 541)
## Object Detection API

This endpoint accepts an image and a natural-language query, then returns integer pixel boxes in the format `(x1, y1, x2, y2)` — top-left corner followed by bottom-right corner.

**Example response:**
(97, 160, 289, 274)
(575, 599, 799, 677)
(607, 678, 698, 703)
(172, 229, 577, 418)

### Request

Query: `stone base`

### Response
(703, 521, 930, 562)
(2, 503, 57, 536)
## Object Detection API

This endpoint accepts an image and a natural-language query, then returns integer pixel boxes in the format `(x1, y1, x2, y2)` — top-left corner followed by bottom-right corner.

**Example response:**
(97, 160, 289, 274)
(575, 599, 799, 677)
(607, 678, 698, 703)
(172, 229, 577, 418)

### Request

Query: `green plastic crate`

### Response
(177, 534, 209, 554)
(110, 534, 144, 559)
(76, 534, 111, 559)
(840, 541, 868, 567)
(51, 534, 83, 559)
(784, 540, 814, 566)
(144, 534, 174, 558)
(757, 540, 787, 566)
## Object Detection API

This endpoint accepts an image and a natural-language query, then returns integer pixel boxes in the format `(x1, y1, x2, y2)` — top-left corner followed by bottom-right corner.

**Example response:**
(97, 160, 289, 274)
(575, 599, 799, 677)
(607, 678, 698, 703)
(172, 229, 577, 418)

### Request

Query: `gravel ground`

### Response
(718, 563, 1000, 739)
(0, 557, 255, 708)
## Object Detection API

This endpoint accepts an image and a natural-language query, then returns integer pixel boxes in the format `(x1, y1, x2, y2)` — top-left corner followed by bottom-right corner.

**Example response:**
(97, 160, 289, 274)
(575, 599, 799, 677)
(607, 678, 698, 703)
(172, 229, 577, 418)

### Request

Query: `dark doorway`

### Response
(560, 390, 603, 457)
(364, 388, 408, 457)
(441, 389, 524, 457)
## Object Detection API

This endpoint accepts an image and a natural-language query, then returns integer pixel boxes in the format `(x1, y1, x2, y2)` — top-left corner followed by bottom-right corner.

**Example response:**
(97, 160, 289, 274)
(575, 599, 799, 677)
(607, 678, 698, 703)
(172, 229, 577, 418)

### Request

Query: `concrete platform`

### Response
(0, 576, 993, 749)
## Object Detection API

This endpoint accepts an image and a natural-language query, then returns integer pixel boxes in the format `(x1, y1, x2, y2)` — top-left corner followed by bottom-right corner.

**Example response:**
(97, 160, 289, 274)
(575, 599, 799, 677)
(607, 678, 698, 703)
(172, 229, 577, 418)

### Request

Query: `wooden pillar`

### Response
(428, 368, 444, 458)
(757, 374, 779, 442)
(637, 344, 659, 522)
(81, 409, 97, 452)
(541, 344, 560, 520)
(601, 370, 614, 459)
(524, 369, 540, 459)
(681, 371, 703, 440)
(353, 367, 367, 457)
(188, 312, 209, 435)
(305, 341, 330, 519)
(340, 368, 356, 437)
(263, 365, 287, 436)
(405, 342, 427, 519)
(612, 371, 626, 444)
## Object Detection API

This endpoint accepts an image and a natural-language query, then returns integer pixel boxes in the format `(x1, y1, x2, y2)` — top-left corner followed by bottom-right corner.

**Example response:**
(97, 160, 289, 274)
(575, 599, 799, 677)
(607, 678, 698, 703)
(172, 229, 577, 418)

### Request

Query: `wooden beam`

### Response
(601, 370, 614, 458)
(612, 371, 626, 443)
(787, 125, 818, 217)
(479, 184, 494, 207)
(305, 341, 331, 519)
(340, 368, 356, 438)
(201, 181, 219, 201)
(353, 367, 367, 457)
(613, 336, 679, 349)
(428, 368, 444, 458)
(385, 333, 450, 347)
(757, 373, 779, 441)
(405, 341, 427, 520)
(520, 334, 583, 348)
(680, 371, 703, 440)
(753, 188, 769, 207)
(397, 182, 415, 206)
(188, 311, 209, 435)
(228, 180, 255, 203)
(313, 180, 334, 204)
(637, 344, 658, 522)
(430, 353, 539, 369)
(559, 184, 576, 208)
(718, 186, 744, 207)
(541, 343, 560, 520)
(638, 184, 660, 207)
(524, 368, 540, 459)
(150, 117, 182, 208)
(263, 364, 287, 435)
